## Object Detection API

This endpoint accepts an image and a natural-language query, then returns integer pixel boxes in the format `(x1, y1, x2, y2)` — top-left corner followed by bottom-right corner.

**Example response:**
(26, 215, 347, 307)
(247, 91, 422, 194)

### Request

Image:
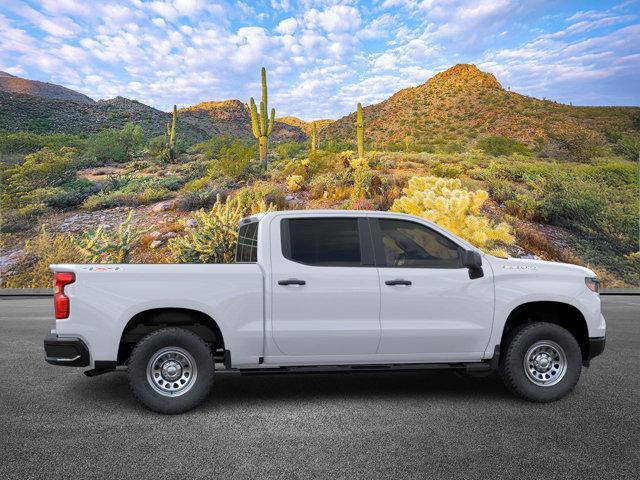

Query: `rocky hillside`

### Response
(0, 71, 94, 104)
(277, 116, 334, 135)
(0, 74, 306, 143)
(179, 100, 306, 142)
(321, 64, 640, 147)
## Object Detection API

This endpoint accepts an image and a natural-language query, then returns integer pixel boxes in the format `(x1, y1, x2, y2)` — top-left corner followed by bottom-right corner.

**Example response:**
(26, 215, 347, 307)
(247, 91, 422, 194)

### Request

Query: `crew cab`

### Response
(44, 210, 606, 413)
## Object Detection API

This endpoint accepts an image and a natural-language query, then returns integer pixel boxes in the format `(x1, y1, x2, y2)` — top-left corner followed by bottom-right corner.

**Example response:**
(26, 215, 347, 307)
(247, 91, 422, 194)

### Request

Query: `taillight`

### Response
(54, 272, 75, 319)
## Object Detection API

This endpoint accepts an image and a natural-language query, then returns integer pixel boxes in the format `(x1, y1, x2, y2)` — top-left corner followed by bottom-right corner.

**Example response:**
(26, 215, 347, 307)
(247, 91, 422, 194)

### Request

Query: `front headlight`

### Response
(585, 276, 600, 293)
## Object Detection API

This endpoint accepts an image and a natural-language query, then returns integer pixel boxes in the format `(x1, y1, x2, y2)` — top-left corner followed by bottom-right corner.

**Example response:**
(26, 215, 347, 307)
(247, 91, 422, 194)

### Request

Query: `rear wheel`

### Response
(500, 322, 582, 402)
(128, 327, 214, 414)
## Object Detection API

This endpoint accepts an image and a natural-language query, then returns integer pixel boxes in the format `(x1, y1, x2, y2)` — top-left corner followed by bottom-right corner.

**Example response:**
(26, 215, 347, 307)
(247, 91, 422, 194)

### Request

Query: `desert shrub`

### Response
(148, 135, 167, 157)
(0, 147, 82, 209)
(88, 123, 144, 163)
(204, 140, 257, 178)
(234, 181, 286, 210)
(478, 136, 529, 156)
(169, 195, 274, 263)
(432, 163, 464, 178)
(391, 176, 514, 255)
(2, 228, 84, 287)
(174, 189, 227, 211)
(504, 194, 540, 220)
(554, 132, 603, 162)
(0, 131, 87, 154)
(287, 174, 305, 192)
(72, 211, 148, 263)
(0, 203, 47, 232)
(82, 187, 173, 210)
(30, 178, 99, 209)
(192, 136, 236, 158)
(276, 142, 306, 160)
(615, 133, 640, 160)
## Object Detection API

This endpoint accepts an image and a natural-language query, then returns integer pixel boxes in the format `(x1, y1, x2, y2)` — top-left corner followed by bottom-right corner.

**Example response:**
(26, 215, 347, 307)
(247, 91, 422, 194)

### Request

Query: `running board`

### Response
(233, 362, 494, 376)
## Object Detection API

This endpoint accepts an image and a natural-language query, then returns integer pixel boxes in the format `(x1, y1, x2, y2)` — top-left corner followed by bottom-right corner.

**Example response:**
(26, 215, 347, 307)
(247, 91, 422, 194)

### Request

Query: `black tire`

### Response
(128, 327, 214, 414)
(500, 322, 582, 402)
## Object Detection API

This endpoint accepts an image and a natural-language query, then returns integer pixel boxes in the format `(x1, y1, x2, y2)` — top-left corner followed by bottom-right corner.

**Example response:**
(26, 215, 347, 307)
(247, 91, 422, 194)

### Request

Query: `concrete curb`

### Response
(1, 288, 639, 297)
(1, 288, 53, 296)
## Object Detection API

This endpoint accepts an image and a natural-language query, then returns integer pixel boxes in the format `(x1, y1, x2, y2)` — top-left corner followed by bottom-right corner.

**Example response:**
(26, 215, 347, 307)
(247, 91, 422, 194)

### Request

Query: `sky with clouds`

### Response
(0, 0, 638, 120)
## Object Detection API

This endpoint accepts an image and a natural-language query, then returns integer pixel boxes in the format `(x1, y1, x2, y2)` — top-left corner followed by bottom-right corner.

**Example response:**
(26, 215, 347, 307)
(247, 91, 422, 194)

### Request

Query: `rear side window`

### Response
(378, 219, 461, 268)
(236, 221, 259, 263)
(283, 218, 362, 266)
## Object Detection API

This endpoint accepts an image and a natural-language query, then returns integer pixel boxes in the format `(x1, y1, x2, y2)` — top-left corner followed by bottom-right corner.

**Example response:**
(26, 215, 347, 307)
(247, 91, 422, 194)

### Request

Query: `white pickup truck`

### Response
(45, 210, 606, 413)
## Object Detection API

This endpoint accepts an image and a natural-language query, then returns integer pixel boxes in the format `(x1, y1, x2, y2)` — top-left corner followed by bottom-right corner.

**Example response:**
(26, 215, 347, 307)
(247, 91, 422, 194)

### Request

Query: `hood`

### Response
(485, 255, 596, 278)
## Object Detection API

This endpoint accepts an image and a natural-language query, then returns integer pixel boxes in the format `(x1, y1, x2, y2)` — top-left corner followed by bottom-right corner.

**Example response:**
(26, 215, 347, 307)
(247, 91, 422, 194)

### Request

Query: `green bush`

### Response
(215, 141, 256, 178)
(556, 132, 603, 162)
(477, 136, 529, 156)
(275, 142, 306, 160)
(88, 123, 144, 163)
(82, 187, 173, 210)
(0, 203, 46, 232)
(0, 147, 82, 208)
(0, 131, 87, 154)
(615, 133, 640, 160)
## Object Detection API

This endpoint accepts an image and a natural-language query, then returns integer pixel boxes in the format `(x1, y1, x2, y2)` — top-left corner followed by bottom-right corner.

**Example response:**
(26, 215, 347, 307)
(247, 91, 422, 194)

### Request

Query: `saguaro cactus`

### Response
(165, 104, 177, 161)
(355, 102, 364, 160)
(249, 67, 275, 167)
(310, 122, 317, 152)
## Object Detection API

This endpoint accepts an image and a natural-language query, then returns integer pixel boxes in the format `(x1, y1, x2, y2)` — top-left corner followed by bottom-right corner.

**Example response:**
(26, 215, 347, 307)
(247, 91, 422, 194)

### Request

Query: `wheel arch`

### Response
(499, 301, 590, 363)
(117, 307, 225, 365)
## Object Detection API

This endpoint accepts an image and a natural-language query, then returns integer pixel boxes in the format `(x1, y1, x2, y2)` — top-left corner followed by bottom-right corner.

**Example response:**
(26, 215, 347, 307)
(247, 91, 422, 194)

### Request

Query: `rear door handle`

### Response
(385, 279, 412, 286)
(278, 279, 306, 286)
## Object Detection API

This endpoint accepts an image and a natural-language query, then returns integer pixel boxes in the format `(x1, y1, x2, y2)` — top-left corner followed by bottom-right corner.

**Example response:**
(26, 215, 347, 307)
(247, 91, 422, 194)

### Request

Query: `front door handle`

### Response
(385, 279, 412, 286)
(278, 279, 306, 286)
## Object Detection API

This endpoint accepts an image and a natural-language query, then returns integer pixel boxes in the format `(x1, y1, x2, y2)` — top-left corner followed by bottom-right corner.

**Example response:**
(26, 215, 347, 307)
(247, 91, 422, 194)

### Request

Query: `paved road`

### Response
(1, 297, 638, 479)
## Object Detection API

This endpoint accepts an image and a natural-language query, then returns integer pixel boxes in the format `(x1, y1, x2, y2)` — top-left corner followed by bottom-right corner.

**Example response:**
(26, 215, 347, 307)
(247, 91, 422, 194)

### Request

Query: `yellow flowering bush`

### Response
(391, 176, 514, 255)
(287, 174, 305, 192)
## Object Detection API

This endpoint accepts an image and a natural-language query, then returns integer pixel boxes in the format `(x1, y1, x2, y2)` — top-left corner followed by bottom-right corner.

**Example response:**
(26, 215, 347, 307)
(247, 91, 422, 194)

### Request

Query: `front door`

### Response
(373, 218, 494, 361)
(270, 216, 381, 358)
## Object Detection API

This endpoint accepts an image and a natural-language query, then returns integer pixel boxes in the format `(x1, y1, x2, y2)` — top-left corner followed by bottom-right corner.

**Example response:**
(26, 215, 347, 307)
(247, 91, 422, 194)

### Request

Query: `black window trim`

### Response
(370, 217, 465, 269)
(280, 216, 375, 267)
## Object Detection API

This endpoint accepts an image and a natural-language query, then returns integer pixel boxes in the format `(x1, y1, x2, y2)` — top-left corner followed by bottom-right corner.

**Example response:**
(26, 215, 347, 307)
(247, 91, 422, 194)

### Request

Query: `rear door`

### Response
(269, 215, 381, 357)
(372, 217, 494, 361)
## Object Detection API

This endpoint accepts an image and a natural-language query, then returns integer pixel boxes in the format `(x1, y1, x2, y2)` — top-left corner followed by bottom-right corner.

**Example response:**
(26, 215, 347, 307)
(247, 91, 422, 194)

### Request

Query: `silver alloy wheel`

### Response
(146, 346, 197, 397)
(523, 340, 567, 387)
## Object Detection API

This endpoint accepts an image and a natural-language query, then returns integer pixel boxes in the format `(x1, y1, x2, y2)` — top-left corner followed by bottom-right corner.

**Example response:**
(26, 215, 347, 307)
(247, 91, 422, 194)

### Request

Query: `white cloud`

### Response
(305, 5, 361, 33)
(276, 17, 298, 35)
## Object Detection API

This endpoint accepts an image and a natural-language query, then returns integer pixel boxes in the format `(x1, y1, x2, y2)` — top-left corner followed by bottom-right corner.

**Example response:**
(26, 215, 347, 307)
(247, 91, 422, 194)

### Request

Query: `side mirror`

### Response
(461, 250, 484, 279)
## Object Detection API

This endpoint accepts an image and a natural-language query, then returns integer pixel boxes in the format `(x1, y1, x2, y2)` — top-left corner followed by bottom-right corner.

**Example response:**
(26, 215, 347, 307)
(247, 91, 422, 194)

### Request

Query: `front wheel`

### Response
(128, 327, 214, 414)
(500, 322, 582, 402)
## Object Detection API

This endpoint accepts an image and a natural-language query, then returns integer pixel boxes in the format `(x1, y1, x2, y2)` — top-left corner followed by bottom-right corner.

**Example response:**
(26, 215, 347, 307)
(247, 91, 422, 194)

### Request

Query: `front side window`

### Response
(236, 221, 259, 262)
(378, 219, 461, 268)
(284, 218, 362, 266)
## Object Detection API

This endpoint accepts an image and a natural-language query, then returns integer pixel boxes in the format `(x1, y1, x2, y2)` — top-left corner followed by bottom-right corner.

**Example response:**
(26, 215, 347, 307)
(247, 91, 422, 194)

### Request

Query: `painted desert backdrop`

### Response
(0, 63, 638, 287)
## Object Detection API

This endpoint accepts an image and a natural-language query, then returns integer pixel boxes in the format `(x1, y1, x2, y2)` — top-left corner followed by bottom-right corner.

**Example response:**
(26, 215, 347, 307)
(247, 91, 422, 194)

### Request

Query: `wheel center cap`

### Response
(534, 354, 551, 370)
(162, 360, 182, 381)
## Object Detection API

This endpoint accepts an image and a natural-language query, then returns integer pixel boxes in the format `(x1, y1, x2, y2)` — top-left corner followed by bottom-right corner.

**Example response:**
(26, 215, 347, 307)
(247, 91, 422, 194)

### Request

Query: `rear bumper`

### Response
(44, 334, 90, 367)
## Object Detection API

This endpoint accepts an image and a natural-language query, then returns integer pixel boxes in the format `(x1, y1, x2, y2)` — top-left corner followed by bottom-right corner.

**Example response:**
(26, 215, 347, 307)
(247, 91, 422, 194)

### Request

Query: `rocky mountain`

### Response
(321, 64, 640, 148)
(0, 71, 94, 104)
(179, 100, 306, 142)
(0, 78, 305, 143)
(277, 116, 334, 135)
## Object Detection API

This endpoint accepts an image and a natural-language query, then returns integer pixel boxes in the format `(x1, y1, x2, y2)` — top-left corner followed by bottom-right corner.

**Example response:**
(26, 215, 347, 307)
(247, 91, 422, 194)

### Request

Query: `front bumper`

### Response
(583, 336, 605, 366)
(44, 334, 90, 367)
(587, 336, 606, 361)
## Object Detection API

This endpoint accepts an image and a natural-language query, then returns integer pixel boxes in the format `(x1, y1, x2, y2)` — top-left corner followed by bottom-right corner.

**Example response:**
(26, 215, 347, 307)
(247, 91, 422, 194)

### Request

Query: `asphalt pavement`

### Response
(1, 296, 638, 479)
